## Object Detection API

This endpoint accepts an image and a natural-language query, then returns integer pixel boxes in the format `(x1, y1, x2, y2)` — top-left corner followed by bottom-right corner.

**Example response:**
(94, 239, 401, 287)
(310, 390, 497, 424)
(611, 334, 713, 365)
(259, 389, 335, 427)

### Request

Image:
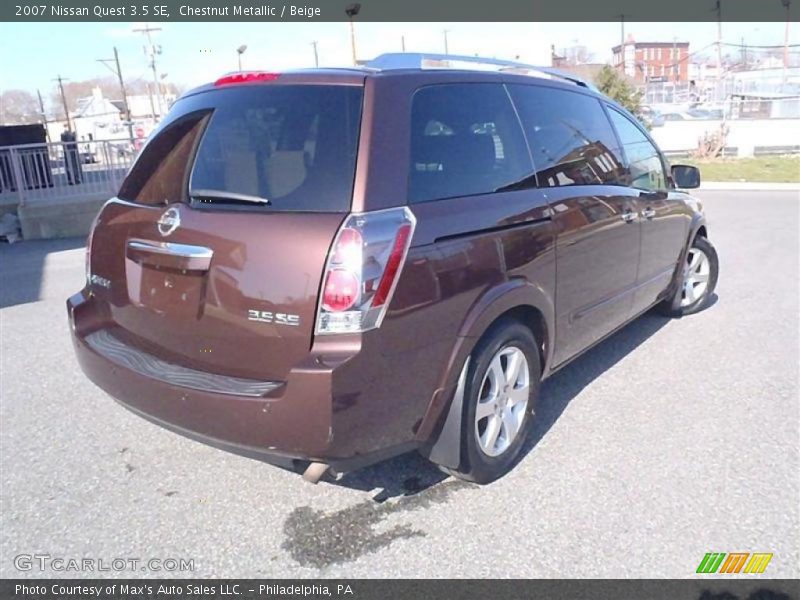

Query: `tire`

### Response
(658, 235, 719, 317)
(448, 318, 541, 484)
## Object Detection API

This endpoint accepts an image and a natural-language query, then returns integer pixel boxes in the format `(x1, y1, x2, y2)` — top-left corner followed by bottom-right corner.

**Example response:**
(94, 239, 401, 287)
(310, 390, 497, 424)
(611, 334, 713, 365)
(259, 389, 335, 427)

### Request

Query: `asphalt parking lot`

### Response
(1, 190, 798, 578)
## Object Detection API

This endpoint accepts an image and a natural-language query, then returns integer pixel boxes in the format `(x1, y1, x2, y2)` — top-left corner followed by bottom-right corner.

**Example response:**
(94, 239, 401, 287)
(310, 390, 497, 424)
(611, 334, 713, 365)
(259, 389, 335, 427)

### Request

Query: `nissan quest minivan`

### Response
(68, 53, 718, 484)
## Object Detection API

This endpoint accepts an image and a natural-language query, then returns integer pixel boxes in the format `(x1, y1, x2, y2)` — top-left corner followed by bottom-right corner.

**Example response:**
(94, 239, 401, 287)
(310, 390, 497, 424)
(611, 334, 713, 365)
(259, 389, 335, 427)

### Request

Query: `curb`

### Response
(699, 182, 800, 191)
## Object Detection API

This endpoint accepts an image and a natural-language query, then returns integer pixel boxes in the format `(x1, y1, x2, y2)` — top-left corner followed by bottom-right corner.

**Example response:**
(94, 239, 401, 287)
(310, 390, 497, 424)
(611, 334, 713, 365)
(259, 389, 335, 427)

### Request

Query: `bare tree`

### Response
(125, 78, 184, 96)
(0, 89, 41, 125)
(44, 76, 188, 121)
(48, 77, 120, 119)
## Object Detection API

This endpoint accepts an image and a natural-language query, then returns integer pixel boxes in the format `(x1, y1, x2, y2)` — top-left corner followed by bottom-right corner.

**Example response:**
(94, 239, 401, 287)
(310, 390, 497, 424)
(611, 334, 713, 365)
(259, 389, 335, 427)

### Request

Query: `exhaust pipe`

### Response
(302, 462, 330, 484)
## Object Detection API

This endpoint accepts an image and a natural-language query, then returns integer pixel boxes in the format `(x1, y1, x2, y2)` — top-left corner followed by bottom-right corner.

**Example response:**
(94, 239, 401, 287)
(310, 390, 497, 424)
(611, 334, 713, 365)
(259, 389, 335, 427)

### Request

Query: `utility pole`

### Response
(54, 75, 71, 131)
(443, 29, 450, 55)
(236, 44, 247, 71)
(37, 89, 50, 143)
(741, 36, 747, 69)
(673, 37, 679, 84)
(345, 4, 361, 66)
(348, 21, 357, 65)
(133, 24, 163, 118)
(401, 35, 406, 52)
(146, 83, 156, 118)
(98, 47, 134, 141)
(618, 14, 626, 73)
(311, 41, 319, 67)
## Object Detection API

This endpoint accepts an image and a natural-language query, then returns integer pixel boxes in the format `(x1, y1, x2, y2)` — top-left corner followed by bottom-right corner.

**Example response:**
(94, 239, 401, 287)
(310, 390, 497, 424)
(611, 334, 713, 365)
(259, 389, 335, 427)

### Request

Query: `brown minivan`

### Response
(68, 53, 718, 484)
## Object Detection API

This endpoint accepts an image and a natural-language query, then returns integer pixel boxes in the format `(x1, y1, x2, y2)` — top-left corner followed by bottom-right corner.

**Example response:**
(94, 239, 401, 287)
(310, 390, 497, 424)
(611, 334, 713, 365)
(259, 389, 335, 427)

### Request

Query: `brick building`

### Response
(612, 38, 690, 84)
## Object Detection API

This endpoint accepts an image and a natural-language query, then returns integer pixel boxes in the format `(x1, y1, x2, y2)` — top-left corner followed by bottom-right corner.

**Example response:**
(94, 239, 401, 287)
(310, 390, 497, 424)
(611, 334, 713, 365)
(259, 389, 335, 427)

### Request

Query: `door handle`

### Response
(642, 207, 656, 220)
(621, 209, 637, 223)
(127, 239, 214, 271)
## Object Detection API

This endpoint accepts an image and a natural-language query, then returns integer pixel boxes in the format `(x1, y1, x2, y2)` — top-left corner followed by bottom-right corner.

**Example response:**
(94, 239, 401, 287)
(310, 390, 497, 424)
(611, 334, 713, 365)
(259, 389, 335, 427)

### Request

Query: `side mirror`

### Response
(671, 164, 701, 189)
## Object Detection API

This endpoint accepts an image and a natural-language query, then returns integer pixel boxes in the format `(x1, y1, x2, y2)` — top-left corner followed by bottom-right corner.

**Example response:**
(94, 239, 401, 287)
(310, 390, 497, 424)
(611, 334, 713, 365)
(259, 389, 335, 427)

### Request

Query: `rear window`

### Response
(120, 85, 363, 212)
(191, 85, 362, 212)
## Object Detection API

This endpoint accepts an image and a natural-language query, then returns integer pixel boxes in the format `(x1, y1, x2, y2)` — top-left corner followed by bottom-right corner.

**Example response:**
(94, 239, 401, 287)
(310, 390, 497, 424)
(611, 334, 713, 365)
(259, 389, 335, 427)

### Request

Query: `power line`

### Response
(657, 42, 717, 69)
(659, 41, 800, 70)
(721, 42, 800, 49)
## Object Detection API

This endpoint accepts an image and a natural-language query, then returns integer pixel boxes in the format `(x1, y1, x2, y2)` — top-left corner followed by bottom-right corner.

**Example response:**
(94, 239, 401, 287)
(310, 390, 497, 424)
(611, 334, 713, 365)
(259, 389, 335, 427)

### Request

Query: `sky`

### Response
(0, 21, 796, 101)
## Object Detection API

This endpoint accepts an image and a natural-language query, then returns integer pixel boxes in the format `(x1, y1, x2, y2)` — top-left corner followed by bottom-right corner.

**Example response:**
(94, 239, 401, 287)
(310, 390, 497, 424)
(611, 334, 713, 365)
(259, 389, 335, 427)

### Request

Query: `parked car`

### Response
(80, 150, 98, 164)
(640, 105, 665, 128)
(68, 53, 718, 484)
(687, 107, 725, 120)
(662, 108, 725, 121)
(661, 111, 696, 121)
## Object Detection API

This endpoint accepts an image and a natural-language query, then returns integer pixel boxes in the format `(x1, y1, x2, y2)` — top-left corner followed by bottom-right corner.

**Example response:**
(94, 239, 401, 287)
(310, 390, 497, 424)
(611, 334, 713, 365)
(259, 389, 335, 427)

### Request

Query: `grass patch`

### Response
(676, 155, 800, 183)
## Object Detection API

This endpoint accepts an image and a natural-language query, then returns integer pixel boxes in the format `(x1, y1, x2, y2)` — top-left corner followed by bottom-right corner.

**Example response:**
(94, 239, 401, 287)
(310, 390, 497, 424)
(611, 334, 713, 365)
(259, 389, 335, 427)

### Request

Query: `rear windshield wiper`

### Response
(191, 189, 271, 206)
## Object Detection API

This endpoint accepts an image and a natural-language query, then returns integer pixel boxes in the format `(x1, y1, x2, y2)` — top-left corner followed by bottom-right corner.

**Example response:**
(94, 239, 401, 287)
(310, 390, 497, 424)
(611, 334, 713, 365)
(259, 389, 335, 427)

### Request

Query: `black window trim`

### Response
(182, 110, 215, 204)
(503, 83, 539, 190)
(118, 108, 213, 205)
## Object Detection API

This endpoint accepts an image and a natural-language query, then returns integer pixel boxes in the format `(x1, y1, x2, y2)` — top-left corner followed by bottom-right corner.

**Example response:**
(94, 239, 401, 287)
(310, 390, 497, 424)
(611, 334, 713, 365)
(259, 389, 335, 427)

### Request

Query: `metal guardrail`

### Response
(0, 139, 138, 205)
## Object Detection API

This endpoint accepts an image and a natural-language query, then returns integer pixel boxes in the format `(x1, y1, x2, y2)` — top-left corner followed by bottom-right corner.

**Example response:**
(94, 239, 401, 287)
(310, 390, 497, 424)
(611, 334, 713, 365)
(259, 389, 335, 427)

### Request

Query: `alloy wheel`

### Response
(474, 346, 530, 457)
(681, 247, 711, 307)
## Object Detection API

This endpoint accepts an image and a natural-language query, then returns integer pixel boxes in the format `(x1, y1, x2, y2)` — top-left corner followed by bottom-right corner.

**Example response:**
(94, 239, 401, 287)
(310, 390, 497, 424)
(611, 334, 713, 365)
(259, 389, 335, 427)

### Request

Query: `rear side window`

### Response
(408, 83, 533, 203)
(607, 108, 667, 192)
(190, 85, 363, 212)
(118, 112, 209, 205)
(507, 84, 626, 188)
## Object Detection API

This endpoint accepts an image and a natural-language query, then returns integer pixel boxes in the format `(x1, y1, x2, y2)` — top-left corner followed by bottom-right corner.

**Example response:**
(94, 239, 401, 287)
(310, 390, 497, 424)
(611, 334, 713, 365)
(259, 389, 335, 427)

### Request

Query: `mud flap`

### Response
(426, 357, 470, 470)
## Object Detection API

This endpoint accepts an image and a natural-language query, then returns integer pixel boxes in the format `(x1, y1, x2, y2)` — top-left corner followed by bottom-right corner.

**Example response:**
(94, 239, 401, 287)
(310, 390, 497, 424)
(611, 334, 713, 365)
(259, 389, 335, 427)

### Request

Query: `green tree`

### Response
(594, 65, 643, 118)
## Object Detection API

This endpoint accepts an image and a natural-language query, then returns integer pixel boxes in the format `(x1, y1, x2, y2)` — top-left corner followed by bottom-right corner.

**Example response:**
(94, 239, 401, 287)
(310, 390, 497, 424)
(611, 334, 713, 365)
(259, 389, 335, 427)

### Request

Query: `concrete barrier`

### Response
(651, 118, 800, 156)
(17, 193, 108, 240)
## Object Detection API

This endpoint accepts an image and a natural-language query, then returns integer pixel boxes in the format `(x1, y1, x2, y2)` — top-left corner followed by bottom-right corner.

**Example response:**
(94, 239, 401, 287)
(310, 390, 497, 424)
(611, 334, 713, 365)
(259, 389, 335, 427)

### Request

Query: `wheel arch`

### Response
(663, 214, 709, 312)
(418, 279, 554, 469)
(491, 304, 549, 375)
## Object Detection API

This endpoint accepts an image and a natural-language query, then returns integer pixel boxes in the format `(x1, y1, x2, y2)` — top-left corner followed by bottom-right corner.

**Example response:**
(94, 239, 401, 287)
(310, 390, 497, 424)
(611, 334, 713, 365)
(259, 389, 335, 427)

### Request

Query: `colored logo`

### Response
(697, 552, 773, 574)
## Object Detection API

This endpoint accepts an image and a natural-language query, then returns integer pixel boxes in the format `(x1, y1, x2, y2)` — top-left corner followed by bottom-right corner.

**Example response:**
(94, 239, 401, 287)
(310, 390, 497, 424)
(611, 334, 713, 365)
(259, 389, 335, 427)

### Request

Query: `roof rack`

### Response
(366, 53, 597, 91)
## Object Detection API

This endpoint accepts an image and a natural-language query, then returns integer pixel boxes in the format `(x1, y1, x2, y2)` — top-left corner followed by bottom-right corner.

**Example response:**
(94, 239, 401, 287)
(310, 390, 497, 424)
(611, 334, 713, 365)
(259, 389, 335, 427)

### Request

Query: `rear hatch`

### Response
(87, 78, 364, 381)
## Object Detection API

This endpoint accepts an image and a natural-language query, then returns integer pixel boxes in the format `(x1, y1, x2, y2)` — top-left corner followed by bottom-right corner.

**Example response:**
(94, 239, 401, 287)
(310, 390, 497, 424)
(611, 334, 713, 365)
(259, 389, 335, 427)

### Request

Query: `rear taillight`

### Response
(316, 207, 416, 335)
(322, 269, 360, 312)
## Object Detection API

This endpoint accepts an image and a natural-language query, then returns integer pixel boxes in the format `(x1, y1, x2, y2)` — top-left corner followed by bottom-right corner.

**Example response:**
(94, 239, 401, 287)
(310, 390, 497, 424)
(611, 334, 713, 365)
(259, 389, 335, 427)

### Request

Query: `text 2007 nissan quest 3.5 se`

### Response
(68, 54, 719, 484)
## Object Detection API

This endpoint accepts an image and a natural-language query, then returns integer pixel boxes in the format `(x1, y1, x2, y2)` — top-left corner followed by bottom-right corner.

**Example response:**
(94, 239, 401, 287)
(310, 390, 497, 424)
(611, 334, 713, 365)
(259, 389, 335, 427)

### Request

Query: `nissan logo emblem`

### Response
(157, 207, 181, 237)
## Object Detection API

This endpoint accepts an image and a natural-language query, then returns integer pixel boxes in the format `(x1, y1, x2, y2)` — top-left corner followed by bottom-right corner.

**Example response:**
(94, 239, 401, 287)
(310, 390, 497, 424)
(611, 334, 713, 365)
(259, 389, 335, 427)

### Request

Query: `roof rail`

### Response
(366, 53, 597, 91)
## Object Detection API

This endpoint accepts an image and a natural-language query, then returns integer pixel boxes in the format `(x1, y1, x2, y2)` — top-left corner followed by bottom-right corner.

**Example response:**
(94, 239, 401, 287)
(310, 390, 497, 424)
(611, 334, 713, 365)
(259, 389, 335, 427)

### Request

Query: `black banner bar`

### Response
(2, 579, 799, 600)
(1, 0, 797, 22)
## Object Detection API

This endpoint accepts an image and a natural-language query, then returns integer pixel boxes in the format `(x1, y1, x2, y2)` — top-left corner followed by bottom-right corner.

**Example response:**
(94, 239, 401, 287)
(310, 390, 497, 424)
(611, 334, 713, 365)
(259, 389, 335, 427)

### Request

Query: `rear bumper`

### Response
(67, 290, 415, 473)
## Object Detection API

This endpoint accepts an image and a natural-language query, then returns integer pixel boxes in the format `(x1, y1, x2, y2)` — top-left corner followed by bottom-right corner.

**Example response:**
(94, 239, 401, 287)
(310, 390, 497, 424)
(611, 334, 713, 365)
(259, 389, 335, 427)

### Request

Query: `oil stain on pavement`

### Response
(282, 478, 473, 568)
